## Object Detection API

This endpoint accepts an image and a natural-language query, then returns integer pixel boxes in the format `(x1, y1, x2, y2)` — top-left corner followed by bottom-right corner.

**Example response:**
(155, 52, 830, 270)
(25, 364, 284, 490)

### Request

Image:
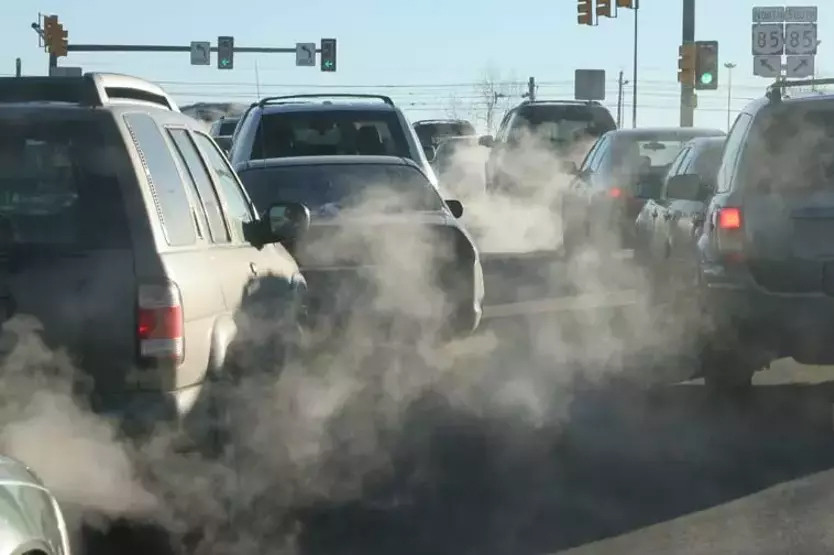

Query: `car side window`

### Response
(167, 128, 232, 244)
(193, 133, 254, 242)
(123, 113, 197, 247)
(495, 111, 515, 143)
(716, 113, 753, 193)
(579, 136, 604, 172)
(588, 136, 611, 173)
(660, 147, 691, 199)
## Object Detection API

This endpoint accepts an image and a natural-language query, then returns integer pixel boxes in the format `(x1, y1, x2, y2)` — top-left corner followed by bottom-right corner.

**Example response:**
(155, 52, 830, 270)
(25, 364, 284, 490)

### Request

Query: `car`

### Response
(430, 136, 490, 198)
(561, 126, 725, 254)
(480, 100, 618, 195)
(642, 79, 834, 391)
(0, 73, 308, 441)
(0, 455, 72, 555)
(413, 119, 477, 151)
(235, 155, 484, 340)
(209, 115, 240, 153)
(227, 94, 441, 190)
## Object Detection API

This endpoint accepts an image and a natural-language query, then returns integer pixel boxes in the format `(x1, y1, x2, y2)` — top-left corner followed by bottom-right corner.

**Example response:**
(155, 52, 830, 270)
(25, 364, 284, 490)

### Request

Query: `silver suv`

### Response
(228, 94, 440, 191)
(0, 73, 309, 440)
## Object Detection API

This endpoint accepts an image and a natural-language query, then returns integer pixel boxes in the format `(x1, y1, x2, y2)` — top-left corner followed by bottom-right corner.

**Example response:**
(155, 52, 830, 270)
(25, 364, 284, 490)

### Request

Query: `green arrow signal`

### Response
(324, 60, 334, 69)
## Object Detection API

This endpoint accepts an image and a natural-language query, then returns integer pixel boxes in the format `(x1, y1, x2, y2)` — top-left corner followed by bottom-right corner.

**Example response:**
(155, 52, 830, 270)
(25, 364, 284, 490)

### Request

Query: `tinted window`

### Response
(691, 142, 725, 181)
(124, 113, 196, 246)
(510, 105, 616, 142)
(218, 119, 238, 136)
(716, 114, 752, 193)
(251, 110, 409, 159)
(167, 129, 231, 243)
(0, 115, 130, 248)
(744, 105, 834, 193)
(239, 164, 445, 215)
(415, 121, 476, 147)
(193, 133, 253, 240)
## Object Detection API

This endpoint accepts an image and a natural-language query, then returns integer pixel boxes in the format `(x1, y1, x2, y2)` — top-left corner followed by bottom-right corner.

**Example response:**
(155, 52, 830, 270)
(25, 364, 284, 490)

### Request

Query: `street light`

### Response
(724, 62, 736, 131)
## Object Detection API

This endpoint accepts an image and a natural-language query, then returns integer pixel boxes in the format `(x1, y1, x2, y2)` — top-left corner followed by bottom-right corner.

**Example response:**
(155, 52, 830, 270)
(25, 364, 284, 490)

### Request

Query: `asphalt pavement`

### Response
(80, 249, 834, 555)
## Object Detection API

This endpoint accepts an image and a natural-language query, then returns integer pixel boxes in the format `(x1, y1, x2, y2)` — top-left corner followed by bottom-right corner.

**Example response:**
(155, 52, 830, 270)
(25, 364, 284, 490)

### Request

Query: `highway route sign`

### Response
(753, 55, 781, 78)
(784, 23, 817, 55)
(786, 55, 814, 78)
(295, 42, 315, 67)
(190, 41, 210, 65)
(574, 69, 606, 101)
(752, 6, 785, 23)
(785, 5, 817, 22)
(752, 23, 784, 55)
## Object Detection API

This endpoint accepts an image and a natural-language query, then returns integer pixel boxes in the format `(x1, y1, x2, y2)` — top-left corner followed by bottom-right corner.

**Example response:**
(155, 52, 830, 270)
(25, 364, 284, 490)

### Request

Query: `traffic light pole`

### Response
(64, 44, 318, 55)
(680, 0, 695, 127)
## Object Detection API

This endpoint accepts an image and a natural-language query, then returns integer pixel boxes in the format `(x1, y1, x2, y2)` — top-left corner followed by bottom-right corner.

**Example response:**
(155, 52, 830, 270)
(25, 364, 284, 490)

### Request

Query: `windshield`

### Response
(250, 110, 409, 160)
(745, 106, 834, 193)
(0, 115, 130, 248)
(239, 163, 445, 215)
(610, 137, 699, 171)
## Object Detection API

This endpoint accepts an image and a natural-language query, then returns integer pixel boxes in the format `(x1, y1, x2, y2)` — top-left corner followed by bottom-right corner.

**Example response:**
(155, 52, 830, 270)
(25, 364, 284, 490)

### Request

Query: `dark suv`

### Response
(480, 100, 617, 195)
(643, 79, 834, 391)
(0, 73, 308, 437)
(413, 119, 477, 150)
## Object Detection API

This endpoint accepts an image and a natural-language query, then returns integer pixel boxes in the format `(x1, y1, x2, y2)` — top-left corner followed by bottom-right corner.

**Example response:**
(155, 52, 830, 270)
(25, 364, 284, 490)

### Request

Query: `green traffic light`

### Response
(700, 72, 714, 85)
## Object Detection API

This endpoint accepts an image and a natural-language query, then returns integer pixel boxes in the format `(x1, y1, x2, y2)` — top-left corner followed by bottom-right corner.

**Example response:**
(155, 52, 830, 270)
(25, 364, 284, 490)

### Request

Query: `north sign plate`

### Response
(785, 6, 817, 23)
(786, 55, 814, 78)
(784, 23, 817, 55)
(752, 6, 785, 23)
(751, 23, 784, 55)
(190, 41, 210, 65)
(753, 55, 781, 78)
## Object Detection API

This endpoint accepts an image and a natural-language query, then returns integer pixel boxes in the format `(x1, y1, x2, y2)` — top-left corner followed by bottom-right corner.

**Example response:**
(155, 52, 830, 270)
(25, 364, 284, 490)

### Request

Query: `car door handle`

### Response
(249, 262, 258, 276)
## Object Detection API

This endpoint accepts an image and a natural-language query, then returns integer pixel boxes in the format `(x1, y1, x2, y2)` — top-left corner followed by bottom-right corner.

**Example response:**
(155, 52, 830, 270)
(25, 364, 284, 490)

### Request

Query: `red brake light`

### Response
(718, 207, 742, 230)
(608, 187, 622, 198)
(137, 282, 184, 363)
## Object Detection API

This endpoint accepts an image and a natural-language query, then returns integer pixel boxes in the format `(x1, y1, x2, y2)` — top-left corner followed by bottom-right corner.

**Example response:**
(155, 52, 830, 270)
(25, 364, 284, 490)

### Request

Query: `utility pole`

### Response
(527, 76, 536, 101)
(724, 62, 736, 131)
(680, 0, 695, 127)
(15, 58, 21, 77)
(617, 70, 625, 127)
(631, 0, 639, 128)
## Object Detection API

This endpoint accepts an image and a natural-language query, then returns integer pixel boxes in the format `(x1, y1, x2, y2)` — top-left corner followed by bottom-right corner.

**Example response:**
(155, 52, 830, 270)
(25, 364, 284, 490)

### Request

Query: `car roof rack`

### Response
(257, 93, 394, 108)
(413, 119, 470, 125)
(520, 99, 602, 106)
(766, 77, 834, 102)
(0, 72, 179, 112)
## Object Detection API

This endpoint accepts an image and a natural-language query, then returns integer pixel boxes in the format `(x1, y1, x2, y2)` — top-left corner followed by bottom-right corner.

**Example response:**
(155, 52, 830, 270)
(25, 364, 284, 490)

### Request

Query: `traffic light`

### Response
(217, 36, 234, 70)
(42, 15, 68, 58)
(695, 40, 719, 90)
(677, 43, 696, 86)
(597, 0, 614, 17)
(578, 0, 593, 25)
(320, 38, 336, 72)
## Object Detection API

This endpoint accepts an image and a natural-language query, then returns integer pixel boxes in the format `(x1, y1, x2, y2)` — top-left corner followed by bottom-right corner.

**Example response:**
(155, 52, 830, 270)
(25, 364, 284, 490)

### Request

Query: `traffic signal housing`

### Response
(577, 0, 593, 25)
(217, 36, 234, 70)
(597, 0, 614, 17)
(320, 38, 336, 72)
(695, 40, 719, 90)
(43, 15, 68, 58)
(677, 43, 696, 86)
(616, 0, 636, 7)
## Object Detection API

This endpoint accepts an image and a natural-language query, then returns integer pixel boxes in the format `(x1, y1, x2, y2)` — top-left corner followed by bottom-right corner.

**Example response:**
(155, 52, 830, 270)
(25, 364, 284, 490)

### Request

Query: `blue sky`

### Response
(2, 0, 831, 132)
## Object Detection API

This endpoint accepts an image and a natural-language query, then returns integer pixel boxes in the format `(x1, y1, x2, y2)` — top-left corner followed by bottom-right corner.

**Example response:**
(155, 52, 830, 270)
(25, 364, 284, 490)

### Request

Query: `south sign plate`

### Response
(785, 6, 817, 23)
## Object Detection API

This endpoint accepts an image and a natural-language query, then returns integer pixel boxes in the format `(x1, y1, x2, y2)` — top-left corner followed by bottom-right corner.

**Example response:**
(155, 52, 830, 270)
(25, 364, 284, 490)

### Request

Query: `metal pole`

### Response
(617, 70, 624, 127)
(724, 62, 736, 131)
(680, 0, 695, 127)
(631, 0, 639, 128)
(15, 58, 21, 77)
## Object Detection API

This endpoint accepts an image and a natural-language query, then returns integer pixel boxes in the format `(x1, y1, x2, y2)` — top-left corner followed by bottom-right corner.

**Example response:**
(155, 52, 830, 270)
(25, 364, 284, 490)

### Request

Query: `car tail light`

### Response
(608, 187, 623, 198)
(715, 207, 744, 260)
(137, 282, 184, 364)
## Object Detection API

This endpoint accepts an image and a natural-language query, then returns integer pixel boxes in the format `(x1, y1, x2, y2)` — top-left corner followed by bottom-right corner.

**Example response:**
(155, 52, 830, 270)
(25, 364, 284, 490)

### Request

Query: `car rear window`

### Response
(415, 121, 476, 146)
(239, 163, 445, 215)
(250, 110, 410, 160)
(0, 114, 131, 249)
(217, 119, 238, 136)
(511, 105, 616, 142)
(744, 104, 834, 193)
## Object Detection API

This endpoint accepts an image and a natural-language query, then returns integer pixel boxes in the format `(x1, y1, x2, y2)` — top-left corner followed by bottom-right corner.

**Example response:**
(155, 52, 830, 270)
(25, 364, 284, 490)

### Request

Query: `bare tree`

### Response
(445, 93, 462, 120)
(475, 66, 522, 135)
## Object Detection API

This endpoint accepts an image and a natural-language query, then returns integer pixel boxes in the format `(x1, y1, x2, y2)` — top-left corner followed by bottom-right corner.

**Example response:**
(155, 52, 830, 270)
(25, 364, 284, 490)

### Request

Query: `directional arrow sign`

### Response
(786, 54, 814, 78)
(190, 41, 210, 65)
(296, 42, 316, 67)
(753, 54, 781, 78)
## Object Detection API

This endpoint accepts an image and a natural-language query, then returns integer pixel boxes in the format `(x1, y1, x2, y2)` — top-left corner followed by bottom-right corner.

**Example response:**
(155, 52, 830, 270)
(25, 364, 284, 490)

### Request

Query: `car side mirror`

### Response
(246, 201, 310, 250)
(445, 199, 464, 218)
(423, 144, 436, 162)
(666, 174, 703, 201)
(478, 135, 495, 148)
